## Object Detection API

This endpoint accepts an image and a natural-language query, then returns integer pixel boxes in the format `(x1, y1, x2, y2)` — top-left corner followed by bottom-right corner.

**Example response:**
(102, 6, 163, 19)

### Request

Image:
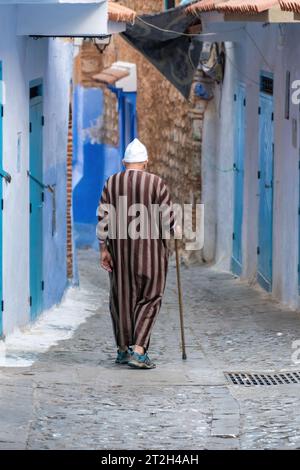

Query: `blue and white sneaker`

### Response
(128, 352, 156, 369)
(115, 348, 133, 364)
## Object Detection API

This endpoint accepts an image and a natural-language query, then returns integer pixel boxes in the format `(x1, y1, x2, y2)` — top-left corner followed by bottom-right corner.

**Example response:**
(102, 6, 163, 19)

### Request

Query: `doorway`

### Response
(257, 73, 274, 292)
(29, 80, 44, 320)
(231, 83, 246, 276)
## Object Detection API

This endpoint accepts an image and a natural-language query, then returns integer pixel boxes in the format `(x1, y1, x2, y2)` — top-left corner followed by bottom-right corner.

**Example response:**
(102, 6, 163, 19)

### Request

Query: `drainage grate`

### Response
(225, 371, 300, 386)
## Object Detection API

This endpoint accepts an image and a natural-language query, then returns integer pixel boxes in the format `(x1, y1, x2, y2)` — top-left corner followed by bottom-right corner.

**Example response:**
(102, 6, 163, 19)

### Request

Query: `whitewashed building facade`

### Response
(0, 0, 132, 337)
(187, 1, 300, 308)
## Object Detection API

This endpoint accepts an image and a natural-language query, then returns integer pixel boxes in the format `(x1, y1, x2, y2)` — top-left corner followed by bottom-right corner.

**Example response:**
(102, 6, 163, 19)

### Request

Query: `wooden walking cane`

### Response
(175, 238, 187, 360)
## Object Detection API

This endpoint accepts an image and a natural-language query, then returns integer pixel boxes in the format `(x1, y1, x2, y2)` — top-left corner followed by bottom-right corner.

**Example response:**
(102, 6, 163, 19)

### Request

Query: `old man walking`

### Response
(96, 138, 175, 369)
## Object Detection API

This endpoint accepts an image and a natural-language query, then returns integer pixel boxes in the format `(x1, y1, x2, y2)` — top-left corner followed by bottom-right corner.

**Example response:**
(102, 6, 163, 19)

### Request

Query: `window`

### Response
(260, 75, 274, 96)
(30, 84, 43, 100)
(164, 0, 175, 9)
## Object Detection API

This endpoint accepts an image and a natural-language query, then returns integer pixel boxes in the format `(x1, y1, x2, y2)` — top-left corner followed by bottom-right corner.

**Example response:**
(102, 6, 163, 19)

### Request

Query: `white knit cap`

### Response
(124, 138, 148, 163)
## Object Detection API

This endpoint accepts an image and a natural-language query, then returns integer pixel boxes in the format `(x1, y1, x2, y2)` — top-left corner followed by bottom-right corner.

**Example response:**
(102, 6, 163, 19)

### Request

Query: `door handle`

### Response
(265, 183, 272, 189)
(0, 168, 12, 183)
(27, 170, 55, 193)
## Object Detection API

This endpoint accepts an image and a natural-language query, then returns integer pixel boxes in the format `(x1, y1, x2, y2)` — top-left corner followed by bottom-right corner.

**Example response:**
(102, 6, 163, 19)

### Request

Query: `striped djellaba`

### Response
(96, 169, 175, 350)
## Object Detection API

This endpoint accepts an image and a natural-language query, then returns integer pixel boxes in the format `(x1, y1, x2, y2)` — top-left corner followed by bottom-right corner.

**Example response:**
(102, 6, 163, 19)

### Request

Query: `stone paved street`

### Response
(1, 248, 300, 449)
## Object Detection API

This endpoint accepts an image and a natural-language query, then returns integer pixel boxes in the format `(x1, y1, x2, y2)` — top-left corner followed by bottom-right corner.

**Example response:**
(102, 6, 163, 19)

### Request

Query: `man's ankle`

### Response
(133, 345, 145, 355)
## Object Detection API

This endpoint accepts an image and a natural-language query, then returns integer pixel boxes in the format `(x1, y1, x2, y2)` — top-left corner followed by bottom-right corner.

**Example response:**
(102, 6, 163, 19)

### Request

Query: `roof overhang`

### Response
(15, 1, 135, 37)
(0, 1, 104, 3)
(199, 7, 298, 22)
(224, 7, 298, 22)
(93, 66, 130, 85)
(93, 61, 137, 91)
(186, 1, 300, 23)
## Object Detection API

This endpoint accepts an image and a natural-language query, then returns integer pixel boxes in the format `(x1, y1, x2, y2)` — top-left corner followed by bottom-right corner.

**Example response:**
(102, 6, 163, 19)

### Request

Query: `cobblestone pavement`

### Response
(1, 248, 300, 449)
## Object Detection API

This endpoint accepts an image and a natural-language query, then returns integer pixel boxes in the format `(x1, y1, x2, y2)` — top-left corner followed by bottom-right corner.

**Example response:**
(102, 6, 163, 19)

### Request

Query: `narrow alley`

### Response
(1, 248, 300, 450)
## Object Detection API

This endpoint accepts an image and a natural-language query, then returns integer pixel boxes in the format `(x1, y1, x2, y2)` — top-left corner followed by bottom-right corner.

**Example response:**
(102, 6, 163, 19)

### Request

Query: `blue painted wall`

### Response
(73, 84, 137, 248)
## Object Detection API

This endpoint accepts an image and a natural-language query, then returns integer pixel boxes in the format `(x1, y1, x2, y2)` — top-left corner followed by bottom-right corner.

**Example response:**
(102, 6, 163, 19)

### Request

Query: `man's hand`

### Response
(174, 224, 182, 239)
(100, 246, 113, 272)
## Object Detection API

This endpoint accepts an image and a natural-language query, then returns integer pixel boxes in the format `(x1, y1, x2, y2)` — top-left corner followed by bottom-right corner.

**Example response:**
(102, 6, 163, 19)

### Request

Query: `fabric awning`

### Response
(93, 66, 130, 85)
(121, 5, 202, 99)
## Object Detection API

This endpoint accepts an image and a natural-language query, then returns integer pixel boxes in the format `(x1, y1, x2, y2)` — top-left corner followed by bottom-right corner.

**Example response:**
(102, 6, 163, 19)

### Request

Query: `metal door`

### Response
(257, 92, 274, 291)
(231, 83, 246, 276)
(29, 82, 44, 320)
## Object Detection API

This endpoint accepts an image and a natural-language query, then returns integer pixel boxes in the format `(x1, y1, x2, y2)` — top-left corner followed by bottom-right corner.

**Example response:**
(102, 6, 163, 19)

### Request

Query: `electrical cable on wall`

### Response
(136, 16, 244, 38)
(225, 53, 260, 87)
(243, 28, 272, 71)
(136, 17, 272, 73)
(209, 162, 236, 173)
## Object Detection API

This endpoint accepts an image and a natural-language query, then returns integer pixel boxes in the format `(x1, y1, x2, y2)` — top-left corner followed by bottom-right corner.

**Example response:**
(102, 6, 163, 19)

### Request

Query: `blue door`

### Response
(119, 91, 137, 158)
(231, 83, 246, 276)
(29, 82, 44, 320)
(0, 62, 3, 336)
(257, 90, 274, 291)
(124, 95, 136, 147)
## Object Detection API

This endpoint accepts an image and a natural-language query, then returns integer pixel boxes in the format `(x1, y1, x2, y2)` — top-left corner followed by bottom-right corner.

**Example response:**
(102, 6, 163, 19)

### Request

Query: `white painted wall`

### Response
(201, 98, 218, 263)
(39, 39, 73, 311)
(16, 2, 111, 36)
(1, 5, 30, 334)
(0, 5, 73, 335)
(201, 20, 300, 309)
(213, 42, 236, 271)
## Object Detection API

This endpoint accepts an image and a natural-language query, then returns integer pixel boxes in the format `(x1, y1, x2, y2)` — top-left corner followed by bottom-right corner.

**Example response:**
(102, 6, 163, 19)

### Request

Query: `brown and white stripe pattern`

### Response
(97, 169, 175, 350)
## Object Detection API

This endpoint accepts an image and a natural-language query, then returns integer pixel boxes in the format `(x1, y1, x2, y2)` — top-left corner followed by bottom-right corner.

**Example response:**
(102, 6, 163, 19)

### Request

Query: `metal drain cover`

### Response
(225, 371, 300, 386)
